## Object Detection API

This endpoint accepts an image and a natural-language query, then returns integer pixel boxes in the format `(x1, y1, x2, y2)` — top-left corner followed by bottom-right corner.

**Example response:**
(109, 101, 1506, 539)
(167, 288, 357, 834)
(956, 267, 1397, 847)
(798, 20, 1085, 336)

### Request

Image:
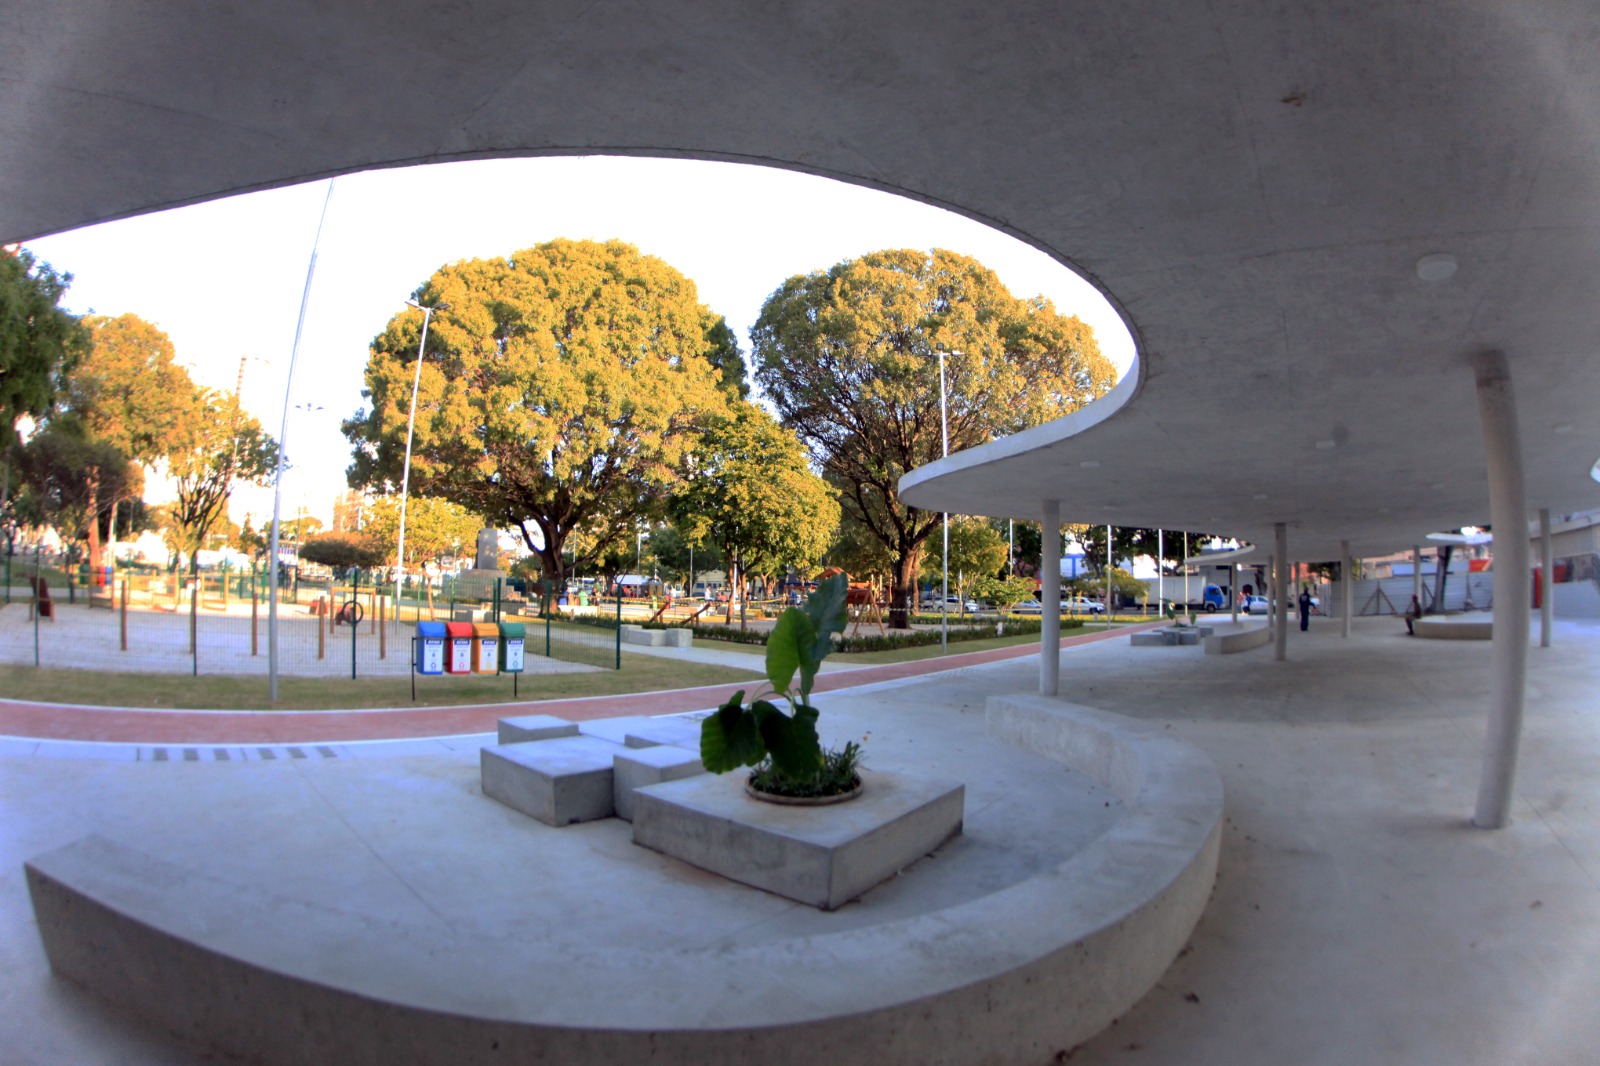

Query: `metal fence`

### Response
(0, 555, 627, 681)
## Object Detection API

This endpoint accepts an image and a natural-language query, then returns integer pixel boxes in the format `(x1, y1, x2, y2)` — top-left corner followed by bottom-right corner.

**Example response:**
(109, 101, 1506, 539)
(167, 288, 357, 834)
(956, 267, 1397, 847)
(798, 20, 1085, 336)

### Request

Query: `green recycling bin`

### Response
(499, 621, 525, 673)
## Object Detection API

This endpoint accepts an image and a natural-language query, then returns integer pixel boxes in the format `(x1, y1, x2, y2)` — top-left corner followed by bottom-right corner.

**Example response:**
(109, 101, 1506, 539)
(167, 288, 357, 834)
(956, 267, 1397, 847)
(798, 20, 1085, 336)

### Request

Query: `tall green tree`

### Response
(62, 314, 200, 568)
(753, 248, 1117, 626)
(344, 239, 730, 588)
(360, 494, 480, 571)
(164, 389, 279, 576)
(919, 515, 1008, 588)
(703, 315, 750, 400)
(14, 423, 142, 560)
(672, 404, 840, 606)
(1, 249, 86, 453)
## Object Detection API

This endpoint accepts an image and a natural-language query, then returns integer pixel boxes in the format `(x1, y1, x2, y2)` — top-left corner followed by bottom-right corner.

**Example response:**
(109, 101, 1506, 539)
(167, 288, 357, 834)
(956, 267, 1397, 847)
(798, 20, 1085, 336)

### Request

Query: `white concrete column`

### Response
(1274, 523, 1288, 662)
(1040, 499, 1061, 697)
(1340, 540, 1352, 638)
(1230, 564, 1238, 623)
(1539, 508, 1553, 648)
(1412, 545, 1422, 608)
(1472, 351, 1531, 830)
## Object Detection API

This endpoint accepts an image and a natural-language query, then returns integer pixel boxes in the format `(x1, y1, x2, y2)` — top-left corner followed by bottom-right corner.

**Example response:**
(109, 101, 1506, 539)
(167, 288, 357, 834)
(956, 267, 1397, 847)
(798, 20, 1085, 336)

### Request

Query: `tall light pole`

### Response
(935, 351, 956, 653)
(395, 298, 442, 624)
(268, 178, 335, 703)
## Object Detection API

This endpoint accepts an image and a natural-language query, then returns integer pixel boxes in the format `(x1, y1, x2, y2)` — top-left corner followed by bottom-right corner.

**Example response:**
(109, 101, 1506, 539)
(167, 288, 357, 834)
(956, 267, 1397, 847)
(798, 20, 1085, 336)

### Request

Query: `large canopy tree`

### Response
(344, 239, 730, 588)
(753, 248, 1118, 626)
(14, 423, 143, 560)
(1, 249, 85, 454)
(671, 404, 840, 613)
(61, 314, 200, 568)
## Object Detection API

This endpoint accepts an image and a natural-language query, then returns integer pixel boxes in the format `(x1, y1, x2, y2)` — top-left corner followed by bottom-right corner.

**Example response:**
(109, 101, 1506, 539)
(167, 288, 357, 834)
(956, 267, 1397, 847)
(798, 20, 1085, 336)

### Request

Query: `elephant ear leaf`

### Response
(798, 572, 849, 700)
(756, 701, 822, 779)
(700, 691, 763, 772)
(764, 609, 813, 696)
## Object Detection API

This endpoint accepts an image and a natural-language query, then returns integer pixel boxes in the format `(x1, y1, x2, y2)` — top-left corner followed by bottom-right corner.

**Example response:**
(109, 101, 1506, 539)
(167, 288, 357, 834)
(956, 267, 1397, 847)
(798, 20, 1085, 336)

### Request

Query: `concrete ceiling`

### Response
(4, 0, 1598, 561)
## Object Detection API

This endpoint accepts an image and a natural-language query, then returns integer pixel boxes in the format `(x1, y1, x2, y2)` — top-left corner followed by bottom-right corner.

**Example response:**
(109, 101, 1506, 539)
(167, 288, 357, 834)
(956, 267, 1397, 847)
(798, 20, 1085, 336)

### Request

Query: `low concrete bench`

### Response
(623, 717, 702, 750)
(1204, 623, 1272, 655)
(480, 736, 625, 825)
(1130, 628, 1201, 647)
(620, 624, 666, 647)
(613, 746, 706, 821)
(1413, 617, 1493, 640)
(496, 714, 580, 745)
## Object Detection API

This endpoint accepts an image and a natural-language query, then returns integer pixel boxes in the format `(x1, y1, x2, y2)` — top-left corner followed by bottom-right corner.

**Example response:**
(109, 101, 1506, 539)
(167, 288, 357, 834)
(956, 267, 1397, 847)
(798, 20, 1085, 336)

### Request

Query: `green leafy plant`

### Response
(701, 571, 848, 783)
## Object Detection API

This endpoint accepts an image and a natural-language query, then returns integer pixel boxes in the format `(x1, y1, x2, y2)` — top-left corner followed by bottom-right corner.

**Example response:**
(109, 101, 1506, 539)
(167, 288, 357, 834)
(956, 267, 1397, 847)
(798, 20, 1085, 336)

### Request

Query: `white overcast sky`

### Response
(25, 156, 1134, 524)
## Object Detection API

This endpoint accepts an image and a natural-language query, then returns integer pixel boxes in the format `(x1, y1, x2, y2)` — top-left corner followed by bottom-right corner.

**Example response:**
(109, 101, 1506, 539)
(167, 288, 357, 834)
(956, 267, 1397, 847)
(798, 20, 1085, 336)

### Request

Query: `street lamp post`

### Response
(395, 299, 442, 626)
(268, 178, 335, 703)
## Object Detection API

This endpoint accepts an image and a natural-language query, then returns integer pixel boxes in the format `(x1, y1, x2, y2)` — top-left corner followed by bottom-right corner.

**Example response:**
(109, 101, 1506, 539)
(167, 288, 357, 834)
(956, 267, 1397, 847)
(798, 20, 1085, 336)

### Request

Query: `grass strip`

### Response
(0, 654, 762, 711)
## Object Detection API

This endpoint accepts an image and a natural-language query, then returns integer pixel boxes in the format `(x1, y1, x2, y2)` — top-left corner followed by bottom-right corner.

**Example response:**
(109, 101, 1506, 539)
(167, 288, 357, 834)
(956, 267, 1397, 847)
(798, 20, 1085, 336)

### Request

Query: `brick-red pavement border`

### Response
(0, 623, 1165, 744)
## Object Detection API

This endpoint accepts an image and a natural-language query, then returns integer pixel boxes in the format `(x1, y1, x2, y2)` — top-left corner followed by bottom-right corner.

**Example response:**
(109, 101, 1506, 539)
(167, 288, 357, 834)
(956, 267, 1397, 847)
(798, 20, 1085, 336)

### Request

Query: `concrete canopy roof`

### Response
(4, 1, 1599, 561)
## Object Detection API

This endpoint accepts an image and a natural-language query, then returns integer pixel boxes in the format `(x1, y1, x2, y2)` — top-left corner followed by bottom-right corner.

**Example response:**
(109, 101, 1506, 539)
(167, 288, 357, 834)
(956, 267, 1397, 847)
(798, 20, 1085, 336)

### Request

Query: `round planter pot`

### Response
(744, 777, 864, 806)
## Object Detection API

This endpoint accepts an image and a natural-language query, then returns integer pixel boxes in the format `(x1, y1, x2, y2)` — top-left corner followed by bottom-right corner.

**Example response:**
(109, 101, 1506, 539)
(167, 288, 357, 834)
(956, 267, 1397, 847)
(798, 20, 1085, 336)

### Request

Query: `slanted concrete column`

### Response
(1274, 523, 1288, 662)
(1040, 499, 1061, 696)
(1472, 351, 1530, 830)
(1413, 545, 1423, 608)
(1539, 508, 1553, 648)
(1340, 540, 1352, 638)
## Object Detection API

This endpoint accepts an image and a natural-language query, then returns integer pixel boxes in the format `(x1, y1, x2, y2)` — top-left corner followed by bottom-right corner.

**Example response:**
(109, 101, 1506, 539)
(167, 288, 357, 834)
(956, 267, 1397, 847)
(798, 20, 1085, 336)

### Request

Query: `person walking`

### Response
(1298, 586, 1312, 631)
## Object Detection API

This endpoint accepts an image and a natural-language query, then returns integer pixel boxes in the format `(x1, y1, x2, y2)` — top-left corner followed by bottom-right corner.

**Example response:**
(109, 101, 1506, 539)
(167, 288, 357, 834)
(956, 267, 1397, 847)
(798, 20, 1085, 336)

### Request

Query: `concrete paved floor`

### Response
(4, 614, 1597, 1064)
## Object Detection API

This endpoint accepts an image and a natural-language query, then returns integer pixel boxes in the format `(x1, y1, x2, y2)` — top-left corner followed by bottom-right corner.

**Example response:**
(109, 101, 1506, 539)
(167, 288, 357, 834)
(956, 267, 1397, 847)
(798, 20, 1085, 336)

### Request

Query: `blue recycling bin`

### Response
(416, 620, 446, 675)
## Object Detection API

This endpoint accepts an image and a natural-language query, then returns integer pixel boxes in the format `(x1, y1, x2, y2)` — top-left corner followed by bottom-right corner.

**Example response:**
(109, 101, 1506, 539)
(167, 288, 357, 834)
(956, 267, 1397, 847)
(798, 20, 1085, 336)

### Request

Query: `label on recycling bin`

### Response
(420, 637, 444, 674)
(504, 639, 524, 672)
(448, 637, 472, 673)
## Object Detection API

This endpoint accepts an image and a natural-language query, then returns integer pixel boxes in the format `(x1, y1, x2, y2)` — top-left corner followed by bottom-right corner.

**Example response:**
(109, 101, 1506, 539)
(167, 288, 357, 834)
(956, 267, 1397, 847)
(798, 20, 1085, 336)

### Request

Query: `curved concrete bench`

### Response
(26, 699, 1222, 1066)
(1204, 622, 1273, 655)
(1413, 617, 1493, 640)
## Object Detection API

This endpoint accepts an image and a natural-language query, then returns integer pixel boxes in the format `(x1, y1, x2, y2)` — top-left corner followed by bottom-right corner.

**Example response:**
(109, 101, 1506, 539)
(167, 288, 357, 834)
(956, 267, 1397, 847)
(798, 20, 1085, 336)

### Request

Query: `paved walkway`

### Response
(0, 624, 1162, 744)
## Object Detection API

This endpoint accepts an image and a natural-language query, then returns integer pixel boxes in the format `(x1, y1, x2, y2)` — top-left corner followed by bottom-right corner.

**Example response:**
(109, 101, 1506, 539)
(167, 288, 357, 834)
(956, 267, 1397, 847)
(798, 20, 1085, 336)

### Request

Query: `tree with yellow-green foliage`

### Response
(343, 239, 730, 588)
(672, 404, 840, 604)
(753, 248, 1117, 627)
(360, 494, 481, 572)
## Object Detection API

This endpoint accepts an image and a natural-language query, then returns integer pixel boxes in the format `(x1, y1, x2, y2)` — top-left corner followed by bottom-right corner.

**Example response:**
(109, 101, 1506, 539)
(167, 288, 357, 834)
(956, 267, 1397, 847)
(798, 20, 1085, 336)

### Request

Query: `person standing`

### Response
(1298, 586, 1312, 631)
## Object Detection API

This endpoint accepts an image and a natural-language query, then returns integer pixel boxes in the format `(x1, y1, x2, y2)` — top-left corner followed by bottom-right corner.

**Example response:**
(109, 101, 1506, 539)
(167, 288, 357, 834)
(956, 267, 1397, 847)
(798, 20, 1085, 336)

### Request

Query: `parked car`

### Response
(1242, 595, 1271, 614)
(1010, 597, 1104, 615)
(922, 594, 979, 612)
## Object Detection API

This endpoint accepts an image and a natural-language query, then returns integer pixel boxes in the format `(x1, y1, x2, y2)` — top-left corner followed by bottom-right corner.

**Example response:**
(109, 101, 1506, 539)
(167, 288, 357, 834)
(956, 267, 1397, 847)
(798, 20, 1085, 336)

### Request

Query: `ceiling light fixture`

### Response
(1079, 459, 1100, 468)
(1554, 423, 1574, 434)
(1314, 439, 1336, 450)
(1253, 493, 1269, 500)
(1416, 253, 1458, 281)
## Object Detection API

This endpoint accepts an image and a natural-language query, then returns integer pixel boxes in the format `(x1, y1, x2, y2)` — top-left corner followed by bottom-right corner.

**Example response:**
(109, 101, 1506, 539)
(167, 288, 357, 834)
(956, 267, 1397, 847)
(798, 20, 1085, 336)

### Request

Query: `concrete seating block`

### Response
(620, 625, 666, 647)
(1204, 624, 1273, 655)
(480, 736, 624, 826)
(632, 771, 964, 910)
(660, 627, 693, 648)
(496, 714, 581, 745)
(1413, 617, 1493, 640)
(612, 747, 706, 822)
(1129, 631, 1171, 647)
(1174, 629, 1200, 645)
(623, 717, 703, 750)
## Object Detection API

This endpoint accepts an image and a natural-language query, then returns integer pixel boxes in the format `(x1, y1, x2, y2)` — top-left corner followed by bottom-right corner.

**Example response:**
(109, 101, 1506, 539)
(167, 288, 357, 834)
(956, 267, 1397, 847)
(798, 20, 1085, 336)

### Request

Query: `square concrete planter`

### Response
(631, 770, 964, 910)
(480, 736, 623, 826)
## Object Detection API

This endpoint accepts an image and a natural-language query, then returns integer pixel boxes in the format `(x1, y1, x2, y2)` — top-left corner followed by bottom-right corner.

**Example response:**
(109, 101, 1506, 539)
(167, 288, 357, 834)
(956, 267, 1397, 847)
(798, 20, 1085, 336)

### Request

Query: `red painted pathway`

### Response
(0, 624, 1162, 744)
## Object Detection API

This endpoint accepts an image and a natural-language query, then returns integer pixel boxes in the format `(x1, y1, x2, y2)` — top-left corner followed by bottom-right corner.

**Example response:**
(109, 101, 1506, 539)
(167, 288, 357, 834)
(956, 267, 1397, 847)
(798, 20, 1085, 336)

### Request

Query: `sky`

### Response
(25, 156, 1135, 526)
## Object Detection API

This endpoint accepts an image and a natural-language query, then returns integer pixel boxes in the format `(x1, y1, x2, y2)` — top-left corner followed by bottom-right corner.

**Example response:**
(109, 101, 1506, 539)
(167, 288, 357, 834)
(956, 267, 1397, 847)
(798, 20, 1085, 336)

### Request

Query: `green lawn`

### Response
(693, 621, 1138, 666)
(0, 652, 762, 711)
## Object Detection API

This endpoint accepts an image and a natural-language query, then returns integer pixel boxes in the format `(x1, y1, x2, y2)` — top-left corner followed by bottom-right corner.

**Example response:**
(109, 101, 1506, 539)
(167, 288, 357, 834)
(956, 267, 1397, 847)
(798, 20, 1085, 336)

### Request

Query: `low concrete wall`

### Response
(1204, 622, 1272, 655)
(26, 701, 1221, 1066)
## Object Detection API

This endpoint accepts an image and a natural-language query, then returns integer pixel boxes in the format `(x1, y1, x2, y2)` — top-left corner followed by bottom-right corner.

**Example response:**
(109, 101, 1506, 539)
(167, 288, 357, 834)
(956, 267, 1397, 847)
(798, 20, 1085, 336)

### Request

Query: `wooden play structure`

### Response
(820, 567, 887, 637)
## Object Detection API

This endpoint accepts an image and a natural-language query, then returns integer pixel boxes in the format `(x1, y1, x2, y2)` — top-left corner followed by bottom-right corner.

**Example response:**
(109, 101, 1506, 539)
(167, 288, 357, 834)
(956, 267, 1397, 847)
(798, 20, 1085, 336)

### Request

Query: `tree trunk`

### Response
(85, 468, 101, 571)
(888, 549, 919, 630)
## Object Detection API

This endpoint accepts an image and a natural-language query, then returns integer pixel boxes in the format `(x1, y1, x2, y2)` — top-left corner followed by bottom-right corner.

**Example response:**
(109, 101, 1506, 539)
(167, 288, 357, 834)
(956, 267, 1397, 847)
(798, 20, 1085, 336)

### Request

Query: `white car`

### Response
(1011, 598, 1104, 615)
(1242, 595, 1271, 614)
